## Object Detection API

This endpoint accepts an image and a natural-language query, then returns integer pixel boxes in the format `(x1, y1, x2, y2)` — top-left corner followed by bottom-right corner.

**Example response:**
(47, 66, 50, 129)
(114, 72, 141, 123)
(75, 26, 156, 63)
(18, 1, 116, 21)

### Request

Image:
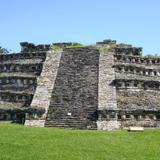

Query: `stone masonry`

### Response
(25, 50, 62, 127)
(97, 51, 120, 130)
(45, 48, 99, 129)
(0, 40, 160, 130)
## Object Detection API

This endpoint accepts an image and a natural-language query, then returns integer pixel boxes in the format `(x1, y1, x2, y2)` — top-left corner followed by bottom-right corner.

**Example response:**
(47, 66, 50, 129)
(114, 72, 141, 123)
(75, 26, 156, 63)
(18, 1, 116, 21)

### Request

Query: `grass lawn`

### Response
(0, 124, 160, 160)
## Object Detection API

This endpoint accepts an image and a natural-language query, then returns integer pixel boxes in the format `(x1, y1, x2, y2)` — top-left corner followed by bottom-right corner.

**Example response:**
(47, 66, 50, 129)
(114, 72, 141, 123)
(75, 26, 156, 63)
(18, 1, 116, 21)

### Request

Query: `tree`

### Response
(144, 54, 160, 58)
(0, 46, 9, 54)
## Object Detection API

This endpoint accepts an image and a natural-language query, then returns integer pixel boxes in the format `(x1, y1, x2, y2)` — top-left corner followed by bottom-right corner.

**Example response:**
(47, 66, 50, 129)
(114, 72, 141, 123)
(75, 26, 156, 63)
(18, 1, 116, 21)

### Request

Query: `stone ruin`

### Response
(0, 39, 160, 130)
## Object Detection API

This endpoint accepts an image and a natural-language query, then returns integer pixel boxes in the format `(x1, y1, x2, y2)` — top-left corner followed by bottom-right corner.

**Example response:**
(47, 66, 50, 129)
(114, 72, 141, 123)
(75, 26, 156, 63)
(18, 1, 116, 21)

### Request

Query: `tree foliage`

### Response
(144, 54, 160, 58)
(0, 46, 9, 54)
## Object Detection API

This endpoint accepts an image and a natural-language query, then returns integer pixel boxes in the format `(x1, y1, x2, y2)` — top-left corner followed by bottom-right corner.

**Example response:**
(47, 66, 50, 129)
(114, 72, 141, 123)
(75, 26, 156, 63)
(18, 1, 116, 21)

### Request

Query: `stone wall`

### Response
(25, 50, 62, 127)
(0, 63, 42, 75)
(115, 46, 160, 128)
(0, 52, 46, 61)
(97, 50, 120, 130)
(0, 49, 46, 122)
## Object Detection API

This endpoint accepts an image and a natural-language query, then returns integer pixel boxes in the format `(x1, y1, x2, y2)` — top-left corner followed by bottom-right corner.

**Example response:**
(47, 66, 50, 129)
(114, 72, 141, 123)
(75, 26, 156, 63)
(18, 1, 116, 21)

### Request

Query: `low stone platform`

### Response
(128, 126, 144, 132)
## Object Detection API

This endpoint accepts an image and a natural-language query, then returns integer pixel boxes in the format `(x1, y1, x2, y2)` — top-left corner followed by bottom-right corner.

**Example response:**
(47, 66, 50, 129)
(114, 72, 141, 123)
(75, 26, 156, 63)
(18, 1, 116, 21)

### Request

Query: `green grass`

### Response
(66, 43, 85, 48)
(51, 45, 63, 51)
(0, 124, 160, 160)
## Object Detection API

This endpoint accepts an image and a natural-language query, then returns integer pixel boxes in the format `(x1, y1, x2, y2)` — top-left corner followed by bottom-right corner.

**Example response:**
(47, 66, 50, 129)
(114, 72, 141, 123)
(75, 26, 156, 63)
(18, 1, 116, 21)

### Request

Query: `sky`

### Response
(0, 0, 160, 55)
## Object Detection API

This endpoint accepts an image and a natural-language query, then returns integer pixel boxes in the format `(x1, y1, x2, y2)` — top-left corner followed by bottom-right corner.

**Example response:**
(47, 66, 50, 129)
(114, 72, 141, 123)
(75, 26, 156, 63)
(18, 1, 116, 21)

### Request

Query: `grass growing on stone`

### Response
(51, 45, 63, 51)
(99, 48, 110, 53)
(66, 43, 85, 48)
(0, 124, 160, 160)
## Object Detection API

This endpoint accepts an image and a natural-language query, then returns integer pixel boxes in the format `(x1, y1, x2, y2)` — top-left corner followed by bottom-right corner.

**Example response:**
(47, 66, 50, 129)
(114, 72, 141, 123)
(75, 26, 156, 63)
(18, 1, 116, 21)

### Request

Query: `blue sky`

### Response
(0, 0, 160, 54)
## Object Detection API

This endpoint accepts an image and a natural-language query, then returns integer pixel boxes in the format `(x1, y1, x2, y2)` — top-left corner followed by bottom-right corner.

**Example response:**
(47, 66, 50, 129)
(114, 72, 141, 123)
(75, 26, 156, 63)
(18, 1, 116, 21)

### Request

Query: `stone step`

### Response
(45, 122, 85, 126)
(45, 119, 86, 122)
(45, 122, 86, 127)
(45, 122, 86, 125)
(45, 123, 85, 126)
(45, 125, 86, 129)
(45, 121, 85, 125)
